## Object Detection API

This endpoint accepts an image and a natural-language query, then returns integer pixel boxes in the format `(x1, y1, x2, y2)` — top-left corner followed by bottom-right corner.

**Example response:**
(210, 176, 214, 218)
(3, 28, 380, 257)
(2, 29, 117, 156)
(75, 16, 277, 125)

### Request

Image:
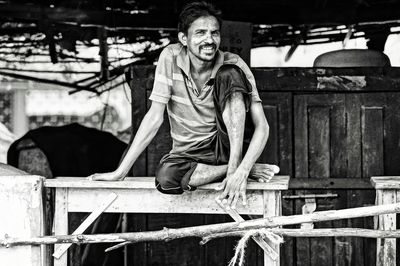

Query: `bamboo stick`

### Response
(200, 228, 400, 244)
(106, 201, 400, 251)
(2, 202, 400, 247)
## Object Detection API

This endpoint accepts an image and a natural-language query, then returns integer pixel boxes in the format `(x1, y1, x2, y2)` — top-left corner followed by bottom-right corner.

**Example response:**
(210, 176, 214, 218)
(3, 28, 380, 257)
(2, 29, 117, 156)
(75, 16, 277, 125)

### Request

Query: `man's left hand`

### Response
(215, 167, 249, 209)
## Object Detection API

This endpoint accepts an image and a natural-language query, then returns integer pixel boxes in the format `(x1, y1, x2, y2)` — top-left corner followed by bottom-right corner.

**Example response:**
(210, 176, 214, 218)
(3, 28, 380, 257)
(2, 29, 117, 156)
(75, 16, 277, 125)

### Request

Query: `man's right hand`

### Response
(87, 171, 125, 181)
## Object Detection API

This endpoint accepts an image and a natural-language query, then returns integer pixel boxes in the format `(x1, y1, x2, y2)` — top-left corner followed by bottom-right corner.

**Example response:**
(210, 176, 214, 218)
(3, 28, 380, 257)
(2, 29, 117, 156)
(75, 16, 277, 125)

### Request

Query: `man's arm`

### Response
(89, 101, 166, 181)
(238, 101, 269, 174)
(217, 101, 269, 208)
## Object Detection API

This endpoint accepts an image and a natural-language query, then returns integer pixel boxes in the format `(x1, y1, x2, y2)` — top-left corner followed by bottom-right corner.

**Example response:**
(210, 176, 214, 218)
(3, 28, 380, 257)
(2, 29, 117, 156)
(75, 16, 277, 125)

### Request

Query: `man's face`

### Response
(182, 16, 221, 62)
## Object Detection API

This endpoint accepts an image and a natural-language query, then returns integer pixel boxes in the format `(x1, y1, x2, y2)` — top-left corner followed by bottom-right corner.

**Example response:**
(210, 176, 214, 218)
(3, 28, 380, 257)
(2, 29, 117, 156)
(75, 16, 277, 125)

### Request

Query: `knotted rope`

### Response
(228, 229, 284, 266)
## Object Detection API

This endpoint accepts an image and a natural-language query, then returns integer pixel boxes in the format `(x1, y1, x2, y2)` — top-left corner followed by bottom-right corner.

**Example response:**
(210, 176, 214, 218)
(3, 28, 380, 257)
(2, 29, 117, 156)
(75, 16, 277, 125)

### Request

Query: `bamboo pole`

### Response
(200, 228, 400, 244)
(2, 202, 400, 248)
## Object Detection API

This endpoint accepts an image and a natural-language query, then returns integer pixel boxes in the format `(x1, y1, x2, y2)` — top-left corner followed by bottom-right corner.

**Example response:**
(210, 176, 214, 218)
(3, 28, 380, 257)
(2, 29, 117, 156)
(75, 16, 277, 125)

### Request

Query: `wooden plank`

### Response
(182, 214, 205, 266)
(289, 178, 372, 189)
(294, 94, 310, 266)
(129, 70, 149, 177)
(257, 92, 292, 265)
(126, 213, 147, 266)
(128, 66, 400, 92)
(54, 188, 68, 266)
(146, 213, 184, 266)
(261, 103, 279, 165)
(45, 176, 290, 190)
(253, 67, 400, 92)
(324, 95, 349, 266)
(383, 93, 400, 177)
(362, 106, 385, 178)
(344, 94, 365, 266)
(66, 188, 266, 215)
(362, 103, 385, 266)
(308, 105, 333, 266)
(145, 213, 205, 266)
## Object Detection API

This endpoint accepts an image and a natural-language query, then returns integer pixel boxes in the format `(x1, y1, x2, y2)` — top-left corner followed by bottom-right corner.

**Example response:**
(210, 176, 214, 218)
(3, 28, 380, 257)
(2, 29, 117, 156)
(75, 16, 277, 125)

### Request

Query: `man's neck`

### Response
(188, 53, 215, 75)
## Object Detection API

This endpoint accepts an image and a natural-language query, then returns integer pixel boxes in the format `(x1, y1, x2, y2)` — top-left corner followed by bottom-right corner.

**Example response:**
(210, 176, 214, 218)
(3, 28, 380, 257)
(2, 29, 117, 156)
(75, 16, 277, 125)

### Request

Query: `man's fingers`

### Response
(218, 187, 229, 201)
(231, 192, 239, 209)
(226, 192, 235, 209)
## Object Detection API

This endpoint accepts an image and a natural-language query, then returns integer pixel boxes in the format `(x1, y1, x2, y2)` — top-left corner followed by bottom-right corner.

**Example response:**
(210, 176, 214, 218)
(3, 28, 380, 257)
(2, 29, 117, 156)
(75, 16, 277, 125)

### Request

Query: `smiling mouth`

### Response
(200, 45, 216, 52)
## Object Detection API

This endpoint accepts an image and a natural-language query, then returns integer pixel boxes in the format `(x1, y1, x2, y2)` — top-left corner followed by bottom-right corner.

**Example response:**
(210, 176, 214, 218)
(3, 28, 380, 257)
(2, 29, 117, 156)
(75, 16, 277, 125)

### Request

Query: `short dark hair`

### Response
(178, 1, 222, 34)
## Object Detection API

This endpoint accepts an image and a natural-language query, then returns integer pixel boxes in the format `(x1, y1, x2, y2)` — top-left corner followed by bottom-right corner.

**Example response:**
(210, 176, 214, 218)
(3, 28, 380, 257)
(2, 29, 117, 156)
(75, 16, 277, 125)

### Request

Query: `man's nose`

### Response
(204, 32, 214, 43)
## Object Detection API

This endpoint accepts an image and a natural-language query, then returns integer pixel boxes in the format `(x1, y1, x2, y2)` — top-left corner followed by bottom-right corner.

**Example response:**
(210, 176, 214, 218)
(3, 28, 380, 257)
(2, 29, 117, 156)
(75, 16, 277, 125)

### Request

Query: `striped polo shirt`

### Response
(149, 43, 261, 157)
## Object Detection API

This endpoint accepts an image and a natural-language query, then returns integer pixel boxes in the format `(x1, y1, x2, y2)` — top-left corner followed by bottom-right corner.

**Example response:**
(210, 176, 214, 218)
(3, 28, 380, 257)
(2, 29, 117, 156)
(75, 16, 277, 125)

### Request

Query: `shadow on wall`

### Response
(6, 123, 129, 266)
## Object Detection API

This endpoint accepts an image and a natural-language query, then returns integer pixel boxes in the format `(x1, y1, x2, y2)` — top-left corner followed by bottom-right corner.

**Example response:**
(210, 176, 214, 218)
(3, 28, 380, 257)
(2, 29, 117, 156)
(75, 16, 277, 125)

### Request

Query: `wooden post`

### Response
(263, 190, 281, 266)
(376, 190, 396, 266)
(371, 176, 400, 266)
(53, 188, 68, 266)
(0, 175, 45, 266)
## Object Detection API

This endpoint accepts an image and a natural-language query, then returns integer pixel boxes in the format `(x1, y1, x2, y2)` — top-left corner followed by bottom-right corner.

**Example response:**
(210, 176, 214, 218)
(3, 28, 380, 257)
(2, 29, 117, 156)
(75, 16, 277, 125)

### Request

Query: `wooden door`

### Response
(292, 92, 400, 266)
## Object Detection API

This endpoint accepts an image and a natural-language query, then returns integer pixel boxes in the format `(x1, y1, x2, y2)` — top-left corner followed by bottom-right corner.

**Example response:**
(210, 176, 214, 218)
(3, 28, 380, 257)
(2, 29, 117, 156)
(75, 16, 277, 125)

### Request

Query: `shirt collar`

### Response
(176, 45, 225, 81)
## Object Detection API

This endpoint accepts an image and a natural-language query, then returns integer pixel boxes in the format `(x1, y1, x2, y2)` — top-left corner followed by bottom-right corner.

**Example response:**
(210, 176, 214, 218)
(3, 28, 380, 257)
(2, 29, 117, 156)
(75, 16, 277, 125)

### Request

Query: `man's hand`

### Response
(87, 171, 124, 181)
(249, 163, 280, 183)
(215, 167, 249, 209)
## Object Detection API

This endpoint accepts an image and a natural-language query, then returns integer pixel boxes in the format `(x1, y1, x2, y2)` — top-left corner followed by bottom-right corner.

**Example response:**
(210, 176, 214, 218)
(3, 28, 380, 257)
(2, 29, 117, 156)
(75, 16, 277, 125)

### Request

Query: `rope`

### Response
(228, 229, 284, 266)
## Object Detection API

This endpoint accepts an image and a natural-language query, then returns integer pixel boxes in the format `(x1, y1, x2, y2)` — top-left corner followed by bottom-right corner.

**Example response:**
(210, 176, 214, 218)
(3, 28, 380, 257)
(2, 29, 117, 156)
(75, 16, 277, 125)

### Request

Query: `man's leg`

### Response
(189, 163, 279, 187)
(222, 91, 246, 176)
(189, 65, 277, 187)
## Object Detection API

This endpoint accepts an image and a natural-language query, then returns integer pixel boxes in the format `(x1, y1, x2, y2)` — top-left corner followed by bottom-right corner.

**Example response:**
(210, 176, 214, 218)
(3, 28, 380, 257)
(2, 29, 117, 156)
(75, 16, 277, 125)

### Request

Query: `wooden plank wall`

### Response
(127, 66, 400, 266)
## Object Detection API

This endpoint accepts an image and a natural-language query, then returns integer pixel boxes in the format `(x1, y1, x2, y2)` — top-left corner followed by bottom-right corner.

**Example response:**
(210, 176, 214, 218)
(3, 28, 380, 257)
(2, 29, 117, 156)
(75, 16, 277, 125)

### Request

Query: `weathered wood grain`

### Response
(0, 175, 45, 266)
(45, 176, 290, 190)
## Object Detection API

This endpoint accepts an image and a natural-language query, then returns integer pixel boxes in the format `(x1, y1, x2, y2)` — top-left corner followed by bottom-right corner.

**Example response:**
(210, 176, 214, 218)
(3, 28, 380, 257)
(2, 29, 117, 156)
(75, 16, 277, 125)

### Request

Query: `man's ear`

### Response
(178, 32, 187, 46)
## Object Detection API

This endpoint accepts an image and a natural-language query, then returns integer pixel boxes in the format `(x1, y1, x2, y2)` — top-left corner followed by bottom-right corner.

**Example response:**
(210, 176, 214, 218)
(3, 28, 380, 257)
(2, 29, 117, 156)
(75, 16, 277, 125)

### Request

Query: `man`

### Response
(89, 1, 279, 209)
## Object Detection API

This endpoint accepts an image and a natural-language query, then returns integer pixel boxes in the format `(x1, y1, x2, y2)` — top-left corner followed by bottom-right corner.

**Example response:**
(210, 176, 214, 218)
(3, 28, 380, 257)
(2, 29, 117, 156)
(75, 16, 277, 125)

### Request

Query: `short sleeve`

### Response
(149, 47, 173, 104)
(236, 57, 261, 103)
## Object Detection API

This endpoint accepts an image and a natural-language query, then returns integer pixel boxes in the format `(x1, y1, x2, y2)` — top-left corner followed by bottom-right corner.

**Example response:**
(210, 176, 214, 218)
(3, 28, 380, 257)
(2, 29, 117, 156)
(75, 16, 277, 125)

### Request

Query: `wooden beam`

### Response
(290, 178, 373, 190)
(44, 176, 290, 190)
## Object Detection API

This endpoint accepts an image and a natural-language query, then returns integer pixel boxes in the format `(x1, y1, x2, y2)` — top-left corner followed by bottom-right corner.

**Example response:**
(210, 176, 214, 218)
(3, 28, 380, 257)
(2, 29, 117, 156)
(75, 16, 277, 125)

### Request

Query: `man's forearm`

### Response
(115, 111, 163, 177)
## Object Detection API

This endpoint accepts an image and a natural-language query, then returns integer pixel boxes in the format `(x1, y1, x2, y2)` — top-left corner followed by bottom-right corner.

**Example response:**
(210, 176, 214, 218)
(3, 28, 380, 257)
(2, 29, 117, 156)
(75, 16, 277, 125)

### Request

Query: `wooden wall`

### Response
(126, 66, 400, 266)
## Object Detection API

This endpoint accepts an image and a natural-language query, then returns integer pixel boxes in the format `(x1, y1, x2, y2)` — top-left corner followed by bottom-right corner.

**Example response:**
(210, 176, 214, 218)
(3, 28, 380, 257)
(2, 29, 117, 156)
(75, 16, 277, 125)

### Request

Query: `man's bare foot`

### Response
(249, 163, 280, 183)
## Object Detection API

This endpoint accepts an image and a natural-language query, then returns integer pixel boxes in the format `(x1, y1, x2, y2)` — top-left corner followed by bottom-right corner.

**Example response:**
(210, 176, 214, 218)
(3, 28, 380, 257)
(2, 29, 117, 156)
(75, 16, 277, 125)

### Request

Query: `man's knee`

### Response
(155, 160, 197, 194)
(215, 65, 243, 84)
(214, 65, 252, 112)
(155, 165, 184, 194)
